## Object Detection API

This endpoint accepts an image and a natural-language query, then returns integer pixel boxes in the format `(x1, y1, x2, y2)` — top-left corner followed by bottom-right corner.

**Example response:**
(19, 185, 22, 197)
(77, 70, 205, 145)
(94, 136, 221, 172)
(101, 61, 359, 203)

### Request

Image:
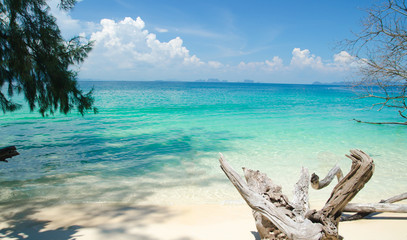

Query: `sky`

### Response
(50, 0, 375, 83)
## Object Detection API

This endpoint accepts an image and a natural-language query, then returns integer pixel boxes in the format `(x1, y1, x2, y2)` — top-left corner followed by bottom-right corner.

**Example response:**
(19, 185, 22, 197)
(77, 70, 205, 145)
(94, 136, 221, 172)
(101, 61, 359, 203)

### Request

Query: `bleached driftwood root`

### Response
(312, 165, 407, 221)
(343, 202, 407, 213)
(243, 167, 292, 239)
(220, 154, 323, 240)
(311, 165, 343, 190)
(220, 149, 376, 240)
(242, 167, 313, 239)
(341, 192, 407, 221)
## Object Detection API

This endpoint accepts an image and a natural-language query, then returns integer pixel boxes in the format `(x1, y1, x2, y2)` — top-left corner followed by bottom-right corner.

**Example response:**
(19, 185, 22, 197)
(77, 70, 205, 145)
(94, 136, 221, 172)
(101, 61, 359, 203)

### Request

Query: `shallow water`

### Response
(1, 81, 406, 205)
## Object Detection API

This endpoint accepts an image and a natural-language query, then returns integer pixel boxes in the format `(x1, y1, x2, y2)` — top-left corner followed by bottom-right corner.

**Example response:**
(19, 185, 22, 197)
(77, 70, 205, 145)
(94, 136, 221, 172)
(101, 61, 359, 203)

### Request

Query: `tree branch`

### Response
(341, 192, 407, 221)
(0, 146, 19, 162)
(309, 150, 375, 238)
(311, 165, 343, 190)
(343, 203, 407, 213)
(353, 118, 407, 125)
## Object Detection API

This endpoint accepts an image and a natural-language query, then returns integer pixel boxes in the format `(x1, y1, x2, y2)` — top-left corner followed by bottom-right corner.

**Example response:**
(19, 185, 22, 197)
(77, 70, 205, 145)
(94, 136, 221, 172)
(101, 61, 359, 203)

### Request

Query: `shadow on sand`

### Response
(0, 201, 195, 240)
(0, 206, 80, 240)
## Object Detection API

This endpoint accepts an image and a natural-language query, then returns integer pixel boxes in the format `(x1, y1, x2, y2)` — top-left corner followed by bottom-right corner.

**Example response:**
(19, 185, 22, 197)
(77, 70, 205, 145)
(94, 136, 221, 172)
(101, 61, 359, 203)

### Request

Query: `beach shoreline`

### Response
(1, 202, 406, 240)
(1, 82, 406, 239)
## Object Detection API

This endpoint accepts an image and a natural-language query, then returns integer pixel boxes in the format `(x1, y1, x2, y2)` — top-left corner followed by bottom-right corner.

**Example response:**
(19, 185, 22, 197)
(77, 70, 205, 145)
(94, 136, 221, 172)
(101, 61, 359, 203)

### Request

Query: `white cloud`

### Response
(286, 48, 359, 74)
(155, 27, 169, 33)
(208, 61, 223, 68)
(332, 51, 360, 69)
(237, 56, 284, 71)
(290, 48, 323, 69)
(46, 7, 356, 83)
(238, 61, 264, 69)
(48, 0, 81, 36)
(231, 49, 359, 82)
(28, 2, 360, 82)
(48, 0, 99, 39)
(334, 51, 353, 64)
(265, 56, 284, 70)
(78, 17, 209, 80)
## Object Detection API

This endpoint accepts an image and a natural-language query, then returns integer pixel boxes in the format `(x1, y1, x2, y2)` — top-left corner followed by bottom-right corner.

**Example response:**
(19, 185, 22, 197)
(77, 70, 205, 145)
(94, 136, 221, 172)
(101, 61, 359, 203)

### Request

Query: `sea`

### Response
(1, 81, 406, 206)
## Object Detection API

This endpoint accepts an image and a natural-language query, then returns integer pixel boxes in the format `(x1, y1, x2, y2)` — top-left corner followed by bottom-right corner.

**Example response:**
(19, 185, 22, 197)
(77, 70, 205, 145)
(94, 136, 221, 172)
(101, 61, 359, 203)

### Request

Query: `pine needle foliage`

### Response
(0, 0, 96, 116)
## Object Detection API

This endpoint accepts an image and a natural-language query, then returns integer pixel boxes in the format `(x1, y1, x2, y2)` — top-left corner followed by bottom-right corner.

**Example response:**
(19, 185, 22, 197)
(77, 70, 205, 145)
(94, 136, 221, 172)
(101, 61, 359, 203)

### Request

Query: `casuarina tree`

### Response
(0, 0, 96, 116)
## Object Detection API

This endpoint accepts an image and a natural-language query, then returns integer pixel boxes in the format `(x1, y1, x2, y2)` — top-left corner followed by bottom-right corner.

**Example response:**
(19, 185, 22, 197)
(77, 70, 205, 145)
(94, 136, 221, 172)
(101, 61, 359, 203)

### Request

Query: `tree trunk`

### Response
(219, 149, 375, 240)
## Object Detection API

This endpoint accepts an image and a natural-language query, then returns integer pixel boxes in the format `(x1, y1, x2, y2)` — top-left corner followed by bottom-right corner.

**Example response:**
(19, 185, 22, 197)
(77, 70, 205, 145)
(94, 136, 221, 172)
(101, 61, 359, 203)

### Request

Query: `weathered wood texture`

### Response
(341, 192, 407, 221)
(343, 203, 407, 213)
(312, 165, 407, 221)
(0, 146, 19, 162)
(305, 150, 374, 239)
(220, 149, 376, 240)
(241, 167, 312, 239)
(311, 165, 343, 190)
(220, 154, 323, 240)
(243, 167, 292, 239)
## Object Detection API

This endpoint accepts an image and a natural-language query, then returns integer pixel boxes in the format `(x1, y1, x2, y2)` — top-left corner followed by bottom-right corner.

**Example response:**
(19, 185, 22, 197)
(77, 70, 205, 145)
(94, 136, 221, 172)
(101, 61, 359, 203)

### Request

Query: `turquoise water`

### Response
(1, 81, 406, 205)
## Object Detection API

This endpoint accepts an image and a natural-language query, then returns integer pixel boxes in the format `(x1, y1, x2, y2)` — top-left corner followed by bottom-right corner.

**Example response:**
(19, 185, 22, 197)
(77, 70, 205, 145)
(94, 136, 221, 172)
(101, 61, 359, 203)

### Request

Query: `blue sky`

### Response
(51, 0, 375, 83)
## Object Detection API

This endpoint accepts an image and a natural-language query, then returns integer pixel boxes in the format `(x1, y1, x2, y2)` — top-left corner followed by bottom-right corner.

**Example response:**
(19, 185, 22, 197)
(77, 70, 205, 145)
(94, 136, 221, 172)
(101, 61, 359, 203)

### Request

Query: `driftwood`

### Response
(0, 146, 19, 162)
(353, 118, 407, 125)
(242, 167, 312, 239)
(220, 149, 377, 240)
(341, 192, 407, 221)
(343, 203, 407, 213)
(310, 165, 343, 190)
(220, 154, 323, 240)
(313, 165, 407, 221)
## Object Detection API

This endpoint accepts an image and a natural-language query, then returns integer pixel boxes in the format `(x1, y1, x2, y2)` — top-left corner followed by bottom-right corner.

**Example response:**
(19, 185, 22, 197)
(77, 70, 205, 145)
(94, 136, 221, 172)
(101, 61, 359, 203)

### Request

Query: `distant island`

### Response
(312, 81, 350, 85)
(78, 79, 352, 85)
(195, 78, 256, 83)
(196, 78, 228, 82)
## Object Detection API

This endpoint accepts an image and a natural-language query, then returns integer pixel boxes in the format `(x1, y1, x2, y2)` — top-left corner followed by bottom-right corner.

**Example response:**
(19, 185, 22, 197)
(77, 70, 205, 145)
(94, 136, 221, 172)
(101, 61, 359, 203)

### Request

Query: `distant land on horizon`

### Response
(312, 81, 350, 85)
(78, 78, 350, 85)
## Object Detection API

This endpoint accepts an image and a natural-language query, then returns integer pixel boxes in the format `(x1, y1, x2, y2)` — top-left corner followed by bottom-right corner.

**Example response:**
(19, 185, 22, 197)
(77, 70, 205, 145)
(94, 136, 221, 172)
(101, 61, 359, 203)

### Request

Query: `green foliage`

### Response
(0, 0, 97, 116)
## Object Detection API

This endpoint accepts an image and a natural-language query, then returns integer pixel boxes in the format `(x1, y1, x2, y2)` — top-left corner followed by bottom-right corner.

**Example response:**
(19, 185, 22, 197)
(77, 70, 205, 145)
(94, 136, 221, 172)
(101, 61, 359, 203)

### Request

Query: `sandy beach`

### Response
(2, 0, 407, 237)
(1, 202, 406, 240)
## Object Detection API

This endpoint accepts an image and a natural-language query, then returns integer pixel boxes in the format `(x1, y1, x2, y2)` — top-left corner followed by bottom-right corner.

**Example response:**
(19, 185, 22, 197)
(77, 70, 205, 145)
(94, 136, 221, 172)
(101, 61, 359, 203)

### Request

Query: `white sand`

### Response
(0, 202, 406, 240)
